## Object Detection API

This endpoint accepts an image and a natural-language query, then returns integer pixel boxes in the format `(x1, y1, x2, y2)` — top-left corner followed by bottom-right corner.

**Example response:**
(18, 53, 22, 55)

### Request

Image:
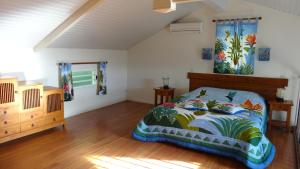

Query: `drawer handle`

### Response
(31, 115, 34, 119)
(53, 118, 56, 122)
(3, 111, 7, 115)
(4, 130, 8, 134)
(4, 121, 7, 125)
(31, 124, 35, 127)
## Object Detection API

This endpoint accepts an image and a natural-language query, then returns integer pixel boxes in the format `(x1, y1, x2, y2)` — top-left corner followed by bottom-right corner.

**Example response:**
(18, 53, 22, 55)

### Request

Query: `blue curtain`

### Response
(59, 63, 74, 101)
(214, 20, 258, 75)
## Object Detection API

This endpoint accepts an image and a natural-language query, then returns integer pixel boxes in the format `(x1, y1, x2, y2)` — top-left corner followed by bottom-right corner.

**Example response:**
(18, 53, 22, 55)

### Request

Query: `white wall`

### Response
(128, 0, 300, 124)
(0, 48, 128, 118)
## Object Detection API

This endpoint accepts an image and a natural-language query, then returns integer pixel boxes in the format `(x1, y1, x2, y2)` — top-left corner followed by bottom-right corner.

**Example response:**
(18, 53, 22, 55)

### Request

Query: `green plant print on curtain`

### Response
(59, 63, 74, 101)
(214, 20, 258, 75)
(97, 61, 108, 95)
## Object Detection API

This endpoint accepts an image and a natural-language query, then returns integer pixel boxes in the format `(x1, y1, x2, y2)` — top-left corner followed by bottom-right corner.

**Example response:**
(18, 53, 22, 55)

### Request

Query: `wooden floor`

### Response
(0, 101, 296, 169)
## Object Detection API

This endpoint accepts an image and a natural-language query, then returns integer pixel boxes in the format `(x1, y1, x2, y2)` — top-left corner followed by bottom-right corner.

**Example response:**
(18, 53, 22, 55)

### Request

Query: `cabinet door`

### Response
(0, 78, 18, 107)
(19, 85, 44, 113)
(44, 89, 64, 115)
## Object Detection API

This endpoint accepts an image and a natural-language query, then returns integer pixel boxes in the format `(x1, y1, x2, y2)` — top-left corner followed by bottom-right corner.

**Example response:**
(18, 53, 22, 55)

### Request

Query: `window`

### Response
(72, 70, 96, 87)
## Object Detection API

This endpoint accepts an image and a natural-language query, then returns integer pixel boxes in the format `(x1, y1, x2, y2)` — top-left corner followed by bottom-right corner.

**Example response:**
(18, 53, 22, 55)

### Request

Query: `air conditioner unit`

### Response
(170, 22, 203, 33)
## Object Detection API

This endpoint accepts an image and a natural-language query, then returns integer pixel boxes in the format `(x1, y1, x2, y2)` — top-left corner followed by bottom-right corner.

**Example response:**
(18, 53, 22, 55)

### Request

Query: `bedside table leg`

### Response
(287, 108, 291, 132)
(154, 90, 158, 106)
(268, 110, 272, 130)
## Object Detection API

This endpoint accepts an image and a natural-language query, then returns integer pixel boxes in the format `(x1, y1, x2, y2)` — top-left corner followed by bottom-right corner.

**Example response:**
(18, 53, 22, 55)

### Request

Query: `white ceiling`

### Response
(49, 0, 202, 50)
(245, 0, 300, 16)
(0, 0, 299, 50)
(0, 0, 87, 47)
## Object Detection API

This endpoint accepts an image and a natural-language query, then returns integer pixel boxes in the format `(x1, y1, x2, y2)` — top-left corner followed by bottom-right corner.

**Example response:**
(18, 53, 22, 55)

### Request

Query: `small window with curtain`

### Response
(72, 70, 96, 88)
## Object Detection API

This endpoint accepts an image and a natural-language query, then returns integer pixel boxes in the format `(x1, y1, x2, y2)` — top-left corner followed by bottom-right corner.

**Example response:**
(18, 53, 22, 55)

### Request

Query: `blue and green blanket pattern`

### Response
(132, 87, 275, 169)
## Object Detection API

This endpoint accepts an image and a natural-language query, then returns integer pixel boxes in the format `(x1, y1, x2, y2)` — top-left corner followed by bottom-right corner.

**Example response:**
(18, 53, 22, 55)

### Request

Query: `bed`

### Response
(132, 73, 288, 169)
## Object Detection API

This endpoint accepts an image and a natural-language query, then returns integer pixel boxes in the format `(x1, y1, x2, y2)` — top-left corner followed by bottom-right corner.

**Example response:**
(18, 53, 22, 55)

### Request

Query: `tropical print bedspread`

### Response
(132, 87, 275, 169)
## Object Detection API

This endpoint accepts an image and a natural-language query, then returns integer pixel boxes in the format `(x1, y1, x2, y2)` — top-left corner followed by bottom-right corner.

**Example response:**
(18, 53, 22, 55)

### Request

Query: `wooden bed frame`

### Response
(187, 72, 288, 101)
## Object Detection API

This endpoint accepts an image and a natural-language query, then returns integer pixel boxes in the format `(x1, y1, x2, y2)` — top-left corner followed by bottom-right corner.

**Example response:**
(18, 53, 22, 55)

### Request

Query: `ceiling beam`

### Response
(153, 0, 203, 13)
(34, 0, 103, 51)
(202, 0, 230, 11)
(174, 0, 203, 3)
(153, 0, 230, 13)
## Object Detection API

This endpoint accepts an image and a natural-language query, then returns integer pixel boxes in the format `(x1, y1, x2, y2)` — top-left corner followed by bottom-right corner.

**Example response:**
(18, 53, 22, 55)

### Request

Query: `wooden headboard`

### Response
(187, 72, 288, 101)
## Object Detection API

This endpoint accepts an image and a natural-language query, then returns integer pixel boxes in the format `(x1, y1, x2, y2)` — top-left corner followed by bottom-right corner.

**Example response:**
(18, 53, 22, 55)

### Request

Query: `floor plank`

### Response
(0, 101, 296, 169)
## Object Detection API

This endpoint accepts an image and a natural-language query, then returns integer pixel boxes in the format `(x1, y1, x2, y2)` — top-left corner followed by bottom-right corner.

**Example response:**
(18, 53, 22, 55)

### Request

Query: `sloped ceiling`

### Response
(245, 0, 300, 16)
(50, 0, 300, 50)
(0, 0, 88, 47)
(0, 0, 299, 50)
(49, 0, 202, 50)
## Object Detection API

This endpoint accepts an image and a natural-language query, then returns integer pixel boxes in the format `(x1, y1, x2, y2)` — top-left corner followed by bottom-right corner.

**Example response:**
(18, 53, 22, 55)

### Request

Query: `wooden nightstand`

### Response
(154, 87, 175, 106)
(268, 100, 293, 132)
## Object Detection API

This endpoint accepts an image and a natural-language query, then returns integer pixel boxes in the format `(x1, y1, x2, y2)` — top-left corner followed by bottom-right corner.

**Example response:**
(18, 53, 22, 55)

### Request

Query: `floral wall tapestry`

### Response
(214, 20, 258, 75)
(59, 63, 74, 101)
(97, 61, 108, 95)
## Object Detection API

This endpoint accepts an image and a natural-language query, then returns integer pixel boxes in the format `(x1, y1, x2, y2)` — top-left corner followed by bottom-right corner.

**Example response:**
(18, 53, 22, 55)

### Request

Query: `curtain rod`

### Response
(70, 62, 100, 65)
(57, 62, 104, 65)
(212, 17, 262, 23)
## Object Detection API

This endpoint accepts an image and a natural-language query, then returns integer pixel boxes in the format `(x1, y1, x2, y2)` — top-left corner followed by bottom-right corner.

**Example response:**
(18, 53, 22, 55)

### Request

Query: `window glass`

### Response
(72, 70, 96, 87)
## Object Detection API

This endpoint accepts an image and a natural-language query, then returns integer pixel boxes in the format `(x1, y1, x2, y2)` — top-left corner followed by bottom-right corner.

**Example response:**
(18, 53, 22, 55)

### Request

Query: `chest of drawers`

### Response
(0, 78, 65, 144)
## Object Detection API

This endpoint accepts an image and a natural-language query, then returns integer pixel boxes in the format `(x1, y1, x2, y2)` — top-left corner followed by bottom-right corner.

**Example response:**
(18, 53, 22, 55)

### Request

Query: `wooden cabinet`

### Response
(268, 100, 293, 132)
(0, 78, 65, 144)
(154, 87, 175, 106)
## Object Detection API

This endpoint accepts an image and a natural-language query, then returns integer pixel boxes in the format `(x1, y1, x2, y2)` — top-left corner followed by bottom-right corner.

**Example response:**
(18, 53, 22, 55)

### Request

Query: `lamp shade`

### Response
(153, 0, 176, 13)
